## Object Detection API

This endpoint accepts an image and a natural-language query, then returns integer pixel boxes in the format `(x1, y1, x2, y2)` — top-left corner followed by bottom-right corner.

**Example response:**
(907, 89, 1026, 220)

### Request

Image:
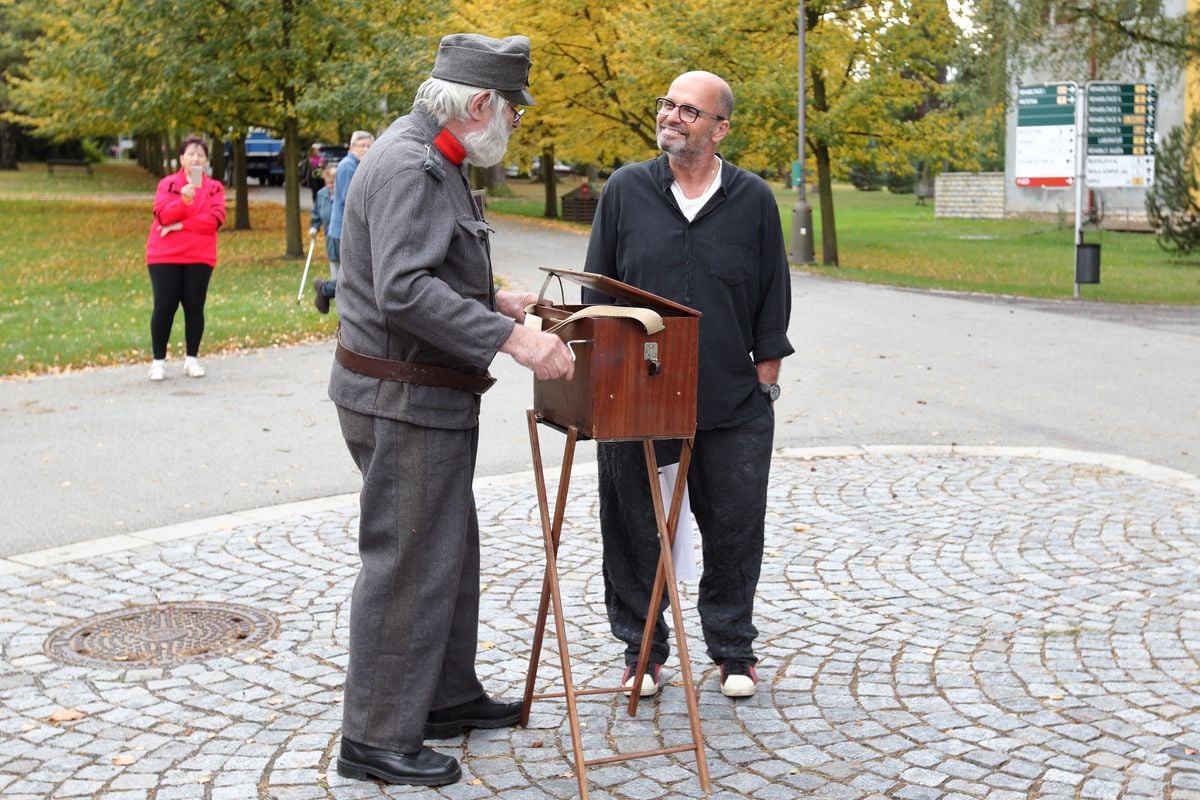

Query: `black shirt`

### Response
(582, 154, 794, 430)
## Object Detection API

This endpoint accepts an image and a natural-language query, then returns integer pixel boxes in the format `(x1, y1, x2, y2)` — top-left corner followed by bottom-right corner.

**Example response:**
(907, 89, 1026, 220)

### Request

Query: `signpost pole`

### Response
(1074, 84, 1087, 299)
(789, 0, 815, 265)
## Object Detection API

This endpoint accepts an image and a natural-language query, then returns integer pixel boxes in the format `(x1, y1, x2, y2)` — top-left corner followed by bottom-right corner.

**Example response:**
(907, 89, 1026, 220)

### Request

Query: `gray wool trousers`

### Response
(336, 406, 485, 753)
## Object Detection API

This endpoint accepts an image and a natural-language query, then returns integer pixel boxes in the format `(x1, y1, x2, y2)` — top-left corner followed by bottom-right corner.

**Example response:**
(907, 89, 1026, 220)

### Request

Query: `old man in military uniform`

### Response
(329, 33, 574, 787)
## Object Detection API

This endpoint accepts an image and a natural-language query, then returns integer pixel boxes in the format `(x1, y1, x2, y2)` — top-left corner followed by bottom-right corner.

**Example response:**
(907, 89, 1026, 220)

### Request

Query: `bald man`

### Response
(582, 70, 794, 699)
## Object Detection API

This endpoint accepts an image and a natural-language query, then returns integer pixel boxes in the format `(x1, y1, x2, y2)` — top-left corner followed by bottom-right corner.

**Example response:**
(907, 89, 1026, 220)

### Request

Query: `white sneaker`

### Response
(184, 359, 205, 378)
(719, 661, 758, 698)
(148, 361, 165, 382)
(621, 663, 662, 697)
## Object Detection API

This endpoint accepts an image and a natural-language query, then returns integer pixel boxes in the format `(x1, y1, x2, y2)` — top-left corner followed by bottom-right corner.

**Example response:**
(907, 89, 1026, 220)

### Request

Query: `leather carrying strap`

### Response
(535, 271, 665, 334)
(335, 334, 496, 395)
(539, 304, 665, 335)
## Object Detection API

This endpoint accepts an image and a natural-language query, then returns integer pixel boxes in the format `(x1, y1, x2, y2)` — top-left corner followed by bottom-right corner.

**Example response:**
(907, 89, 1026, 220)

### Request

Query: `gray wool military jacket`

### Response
(328, 110, 516, 430)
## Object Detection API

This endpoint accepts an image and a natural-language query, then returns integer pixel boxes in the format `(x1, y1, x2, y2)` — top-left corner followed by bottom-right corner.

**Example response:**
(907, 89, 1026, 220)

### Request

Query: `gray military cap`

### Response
(431, 33, 536, 106)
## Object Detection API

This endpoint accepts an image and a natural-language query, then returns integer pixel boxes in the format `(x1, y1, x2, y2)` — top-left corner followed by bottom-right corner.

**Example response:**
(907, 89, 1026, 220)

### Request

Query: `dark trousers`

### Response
(147, 263, 212, 360)
(336, 407, 484, 753)
(596, 408, 774, 666)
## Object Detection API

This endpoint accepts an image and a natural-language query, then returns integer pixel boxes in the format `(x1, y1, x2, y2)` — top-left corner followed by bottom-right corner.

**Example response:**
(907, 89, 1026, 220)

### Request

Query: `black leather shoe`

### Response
(423, 693, 523, 739)
(337, 738, 460, 786)
(313, 279, 330, 314)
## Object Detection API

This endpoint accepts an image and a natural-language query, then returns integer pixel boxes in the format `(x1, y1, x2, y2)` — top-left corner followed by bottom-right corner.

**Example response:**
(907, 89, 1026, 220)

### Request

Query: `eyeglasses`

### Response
(655, 97, 726, 123)
(505, 100, 526, 128)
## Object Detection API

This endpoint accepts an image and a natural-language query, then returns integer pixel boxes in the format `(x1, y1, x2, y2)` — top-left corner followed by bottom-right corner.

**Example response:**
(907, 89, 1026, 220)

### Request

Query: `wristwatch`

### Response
(759, 382, 781, 402)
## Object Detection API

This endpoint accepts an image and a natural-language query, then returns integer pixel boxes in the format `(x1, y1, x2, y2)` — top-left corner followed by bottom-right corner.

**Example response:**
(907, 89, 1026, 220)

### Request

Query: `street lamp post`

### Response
(790, 0, 816, 264)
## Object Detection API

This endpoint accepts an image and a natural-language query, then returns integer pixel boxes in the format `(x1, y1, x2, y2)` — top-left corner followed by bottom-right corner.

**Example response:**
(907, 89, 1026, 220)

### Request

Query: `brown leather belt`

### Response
(335, 335, 496, 395)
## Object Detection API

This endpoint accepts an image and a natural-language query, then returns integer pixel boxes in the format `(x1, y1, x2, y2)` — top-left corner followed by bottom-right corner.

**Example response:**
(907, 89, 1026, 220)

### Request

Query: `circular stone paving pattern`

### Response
(43, 601, 280, 668)
(1, 449, 1196, 799)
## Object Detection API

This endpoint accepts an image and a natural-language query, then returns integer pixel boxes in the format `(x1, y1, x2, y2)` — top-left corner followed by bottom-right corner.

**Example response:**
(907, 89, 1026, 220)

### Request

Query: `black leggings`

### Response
(148, 263, 213, 360)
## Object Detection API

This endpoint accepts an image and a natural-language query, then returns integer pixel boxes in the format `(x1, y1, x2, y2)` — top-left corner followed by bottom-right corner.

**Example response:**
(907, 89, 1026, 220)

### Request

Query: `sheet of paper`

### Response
(658, 463, 697, 581)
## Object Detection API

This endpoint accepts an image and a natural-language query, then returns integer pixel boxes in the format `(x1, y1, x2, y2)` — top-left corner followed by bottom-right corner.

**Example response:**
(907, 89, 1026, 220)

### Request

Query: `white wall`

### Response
(936, 172, 1006, 219)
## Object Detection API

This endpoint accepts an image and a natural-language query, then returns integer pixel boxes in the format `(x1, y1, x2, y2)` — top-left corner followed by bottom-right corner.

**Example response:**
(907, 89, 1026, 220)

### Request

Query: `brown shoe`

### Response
(313, 279, 330, 314)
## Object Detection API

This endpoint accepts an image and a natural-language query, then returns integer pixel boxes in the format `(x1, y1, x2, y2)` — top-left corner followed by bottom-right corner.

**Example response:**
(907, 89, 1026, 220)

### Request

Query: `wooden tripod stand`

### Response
(520, 409, 711, 798)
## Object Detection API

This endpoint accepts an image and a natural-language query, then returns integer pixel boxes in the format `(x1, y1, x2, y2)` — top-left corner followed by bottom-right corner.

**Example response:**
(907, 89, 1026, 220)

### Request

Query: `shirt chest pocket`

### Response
(696, 231, 757, 287)
(448, 217, 494, 298)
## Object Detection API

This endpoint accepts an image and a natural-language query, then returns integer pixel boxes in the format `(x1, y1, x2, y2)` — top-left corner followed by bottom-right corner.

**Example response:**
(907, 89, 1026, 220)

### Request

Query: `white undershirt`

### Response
(670, 157, 723, 222)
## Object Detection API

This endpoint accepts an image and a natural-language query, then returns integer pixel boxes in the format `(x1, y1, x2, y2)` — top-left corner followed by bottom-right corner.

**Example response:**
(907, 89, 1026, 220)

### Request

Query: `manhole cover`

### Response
(44, 602, 279, 668)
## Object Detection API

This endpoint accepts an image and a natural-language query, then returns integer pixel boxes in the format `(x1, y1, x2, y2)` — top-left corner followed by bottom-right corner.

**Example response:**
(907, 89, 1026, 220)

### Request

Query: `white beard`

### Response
(462, 106, 513, 168)
(657, 123, 691, 157)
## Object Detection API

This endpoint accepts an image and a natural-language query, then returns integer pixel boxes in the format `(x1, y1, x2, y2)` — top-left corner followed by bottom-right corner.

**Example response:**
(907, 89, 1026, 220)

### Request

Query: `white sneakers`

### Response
(618, 661, 759, 698)
(184, 357, 205, 378)
(148, 358, 206, 381)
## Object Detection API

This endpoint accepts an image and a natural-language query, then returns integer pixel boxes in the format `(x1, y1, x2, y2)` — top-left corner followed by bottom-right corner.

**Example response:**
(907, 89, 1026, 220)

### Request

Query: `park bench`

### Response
(46, 158, 93, 176)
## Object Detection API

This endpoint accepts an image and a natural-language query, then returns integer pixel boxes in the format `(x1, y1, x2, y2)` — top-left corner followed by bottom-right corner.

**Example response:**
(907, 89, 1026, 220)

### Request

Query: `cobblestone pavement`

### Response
(0, 446, 1198, 800)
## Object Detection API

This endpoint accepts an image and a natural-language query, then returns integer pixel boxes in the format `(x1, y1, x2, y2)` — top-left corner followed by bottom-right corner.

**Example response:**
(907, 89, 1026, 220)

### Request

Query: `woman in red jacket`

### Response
(144, 136, 226, 381)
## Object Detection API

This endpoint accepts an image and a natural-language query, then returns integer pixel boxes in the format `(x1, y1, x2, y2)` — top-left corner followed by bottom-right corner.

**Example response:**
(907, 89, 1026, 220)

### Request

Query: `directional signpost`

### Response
(1015, 83, 1078, 188)
(1012, 80, 1159, 296)
(1084, 82, 1156, 188)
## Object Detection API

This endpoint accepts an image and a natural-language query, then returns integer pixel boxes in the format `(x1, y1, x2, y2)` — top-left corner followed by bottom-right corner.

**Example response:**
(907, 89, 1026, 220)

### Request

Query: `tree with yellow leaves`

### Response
(448, 0, 994, 263)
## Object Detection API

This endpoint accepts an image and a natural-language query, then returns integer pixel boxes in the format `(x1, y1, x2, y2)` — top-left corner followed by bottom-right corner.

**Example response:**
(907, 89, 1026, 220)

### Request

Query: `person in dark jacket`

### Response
(582, 70, 794, 700)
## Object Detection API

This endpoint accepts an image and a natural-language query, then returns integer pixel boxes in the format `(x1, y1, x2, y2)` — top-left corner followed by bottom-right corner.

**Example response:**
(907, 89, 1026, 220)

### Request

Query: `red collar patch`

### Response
(433, 129, 466, 165)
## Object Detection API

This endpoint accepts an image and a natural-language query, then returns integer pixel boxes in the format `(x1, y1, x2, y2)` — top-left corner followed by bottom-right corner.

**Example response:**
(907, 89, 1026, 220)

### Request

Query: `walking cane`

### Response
(296, 236, 317, 304)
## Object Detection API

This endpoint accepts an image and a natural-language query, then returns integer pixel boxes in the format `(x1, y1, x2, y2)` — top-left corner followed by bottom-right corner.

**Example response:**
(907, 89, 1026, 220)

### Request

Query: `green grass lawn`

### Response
(0, 159, 164, 195)
(497, 175, 1200, 305)
(2, 163, 1196, 377)
(777, 186, 1200, 305)
(0, 163, 338, 376)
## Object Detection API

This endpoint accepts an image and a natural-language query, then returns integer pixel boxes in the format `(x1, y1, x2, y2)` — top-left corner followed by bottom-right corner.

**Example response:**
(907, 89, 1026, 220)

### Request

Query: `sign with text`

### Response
(1085, 82, 1156, 187)
(1015, 83, 1077, 188)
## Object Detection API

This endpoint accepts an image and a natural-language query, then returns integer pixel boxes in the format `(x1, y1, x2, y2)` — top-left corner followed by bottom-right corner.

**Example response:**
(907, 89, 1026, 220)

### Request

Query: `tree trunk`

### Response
(487, 164, 506, 190)
(0, 121, 17, 170)
(283, 115, 302, 257)
(135, 136, 149, 172)
(164, 133, 173, 174)
(167, 132, 181, 173)
(542, 144, 558, 219)
(209, 131, 226, 187)
(232, 132, 250, 230)
(469, 165, 485, 190)
(280, 0, 301, 256)
(814, 141, 838, 266)
(810, 65, 838, 266)
(148, 133, 166, 177)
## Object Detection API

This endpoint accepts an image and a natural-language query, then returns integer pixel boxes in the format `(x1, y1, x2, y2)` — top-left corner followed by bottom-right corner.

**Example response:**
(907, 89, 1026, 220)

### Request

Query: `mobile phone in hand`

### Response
(189, 166, 203, 188)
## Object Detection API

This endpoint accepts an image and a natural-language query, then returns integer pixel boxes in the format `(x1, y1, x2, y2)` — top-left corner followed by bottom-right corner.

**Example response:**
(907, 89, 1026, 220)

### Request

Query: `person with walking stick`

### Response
(314, 132, 373, 313)
(297, 164, 337, 304)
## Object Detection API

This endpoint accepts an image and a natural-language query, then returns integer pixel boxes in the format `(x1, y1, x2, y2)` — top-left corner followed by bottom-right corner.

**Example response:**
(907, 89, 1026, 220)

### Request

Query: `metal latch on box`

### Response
(644, 342, 660, 375)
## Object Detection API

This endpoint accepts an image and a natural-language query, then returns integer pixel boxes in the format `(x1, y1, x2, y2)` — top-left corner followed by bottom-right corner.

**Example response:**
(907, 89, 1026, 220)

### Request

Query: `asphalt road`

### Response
(1, 214, 1197, 557)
